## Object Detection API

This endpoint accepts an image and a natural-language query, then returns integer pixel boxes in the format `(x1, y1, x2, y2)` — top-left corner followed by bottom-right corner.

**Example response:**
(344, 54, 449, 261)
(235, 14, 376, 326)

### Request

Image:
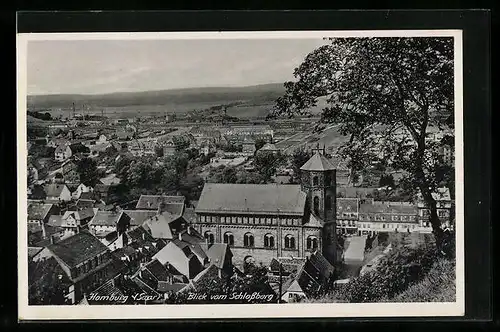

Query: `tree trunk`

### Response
(414, 138, 446, 252)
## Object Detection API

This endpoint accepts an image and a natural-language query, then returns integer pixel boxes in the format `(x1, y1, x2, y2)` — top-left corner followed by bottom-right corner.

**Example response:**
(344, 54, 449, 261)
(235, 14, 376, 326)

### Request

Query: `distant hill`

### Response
(27, 83, 286, 110)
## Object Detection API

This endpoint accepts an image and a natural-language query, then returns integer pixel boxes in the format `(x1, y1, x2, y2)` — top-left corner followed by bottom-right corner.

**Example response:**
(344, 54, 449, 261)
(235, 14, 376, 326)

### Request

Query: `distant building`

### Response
(241, 137, 256, 155)
(55, 144, 72, 162)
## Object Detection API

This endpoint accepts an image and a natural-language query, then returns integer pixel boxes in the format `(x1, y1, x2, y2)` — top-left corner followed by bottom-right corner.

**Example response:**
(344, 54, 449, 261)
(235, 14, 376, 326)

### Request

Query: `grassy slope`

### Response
(389, 258, 455, 302)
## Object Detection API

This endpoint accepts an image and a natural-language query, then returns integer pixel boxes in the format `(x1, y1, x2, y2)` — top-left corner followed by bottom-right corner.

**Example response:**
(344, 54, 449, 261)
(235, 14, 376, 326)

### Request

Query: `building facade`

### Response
(193, 151, 338, 267)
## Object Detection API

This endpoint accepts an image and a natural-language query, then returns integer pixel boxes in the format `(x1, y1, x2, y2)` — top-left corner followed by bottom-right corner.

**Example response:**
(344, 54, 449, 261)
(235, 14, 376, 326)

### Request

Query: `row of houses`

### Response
(336, 187, 453, 236)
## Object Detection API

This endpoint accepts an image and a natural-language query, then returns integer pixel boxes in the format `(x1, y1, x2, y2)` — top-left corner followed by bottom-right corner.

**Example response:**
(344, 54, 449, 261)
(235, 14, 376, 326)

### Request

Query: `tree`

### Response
(290, 149, 312, 183)
(173, 136, 190, 151)
(273, 37, 454, 253)
(253, 151, 287, 183)
(76, 157, 100, 186)
(379, 174, 395, 188)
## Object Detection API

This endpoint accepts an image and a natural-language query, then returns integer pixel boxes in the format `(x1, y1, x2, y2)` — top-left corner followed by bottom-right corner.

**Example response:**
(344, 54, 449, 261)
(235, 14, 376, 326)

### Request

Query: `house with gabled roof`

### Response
(60, 208, 95, 235)
(88, 210, 131, 236)
(28, 202, 59, 226)
(199, 242, 233, 278)
(40, 230, 127, 304)
(54, 144, 72, 162)
(152, 239, 205, 280)
(135, 194, 185, 212)
(131, 258, 187, 297)
(280, 251, 334, 303)
(142, 211, 188, 240)
(121, 210, 157, 230)
(44, 183, 72, 202)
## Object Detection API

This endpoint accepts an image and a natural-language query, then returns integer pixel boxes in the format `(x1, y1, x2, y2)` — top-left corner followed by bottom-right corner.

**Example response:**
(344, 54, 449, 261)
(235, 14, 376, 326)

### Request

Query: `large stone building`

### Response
(194, 151, 338, 267)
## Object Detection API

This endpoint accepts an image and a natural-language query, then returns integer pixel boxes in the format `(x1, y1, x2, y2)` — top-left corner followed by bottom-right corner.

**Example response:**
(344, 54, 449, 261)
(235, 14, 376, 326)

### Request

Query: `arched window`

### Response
(264, 234, 275, 248)
(204, 231, 214, 244)
(284, 235, 296, 249)
(244, 232, 254, 247)
(307, 236, 318, 250)
(223, 232, 234, 246)
(312, 176, 319, 186)
(313, 196, 320, 215)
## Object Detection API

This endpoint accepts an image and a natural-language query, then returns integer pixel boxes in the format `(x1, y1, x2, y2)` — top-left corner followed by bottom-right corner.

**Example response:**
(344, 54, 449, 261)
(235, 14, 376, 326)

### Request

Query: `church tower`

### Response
(300, 147, 338, 265)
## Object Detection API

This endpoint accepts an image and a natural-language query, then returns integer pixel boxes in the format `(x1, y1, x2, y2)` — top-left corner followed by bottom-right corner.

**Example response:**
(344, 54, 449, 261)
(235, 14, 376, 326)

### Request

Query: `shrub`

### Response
(319, 243, 440, 303)
(388, 258, 456, 302)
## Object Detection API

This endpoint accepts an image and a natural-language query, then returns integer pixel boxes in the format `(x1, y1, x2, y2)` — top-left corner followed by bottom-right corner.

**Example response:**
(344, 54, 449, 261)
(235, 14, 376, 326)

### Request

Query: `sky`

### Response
(27, 38, 328, 95)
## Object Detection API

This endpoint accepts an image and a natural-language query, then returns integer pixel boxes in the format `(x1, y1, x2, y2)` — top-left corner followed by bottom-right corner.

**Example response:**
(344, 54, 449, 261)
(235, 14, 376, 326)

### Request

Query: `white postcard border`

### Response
(17, 29, 465, 320)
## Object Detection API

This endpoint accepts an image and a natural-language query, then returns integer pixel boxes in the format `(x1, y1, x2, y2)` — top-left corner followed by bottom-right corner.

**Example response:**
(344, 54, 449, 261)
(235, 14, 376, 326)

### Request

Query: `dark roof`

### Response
(79, 192, 95, 200)
(300, 152, 336, 171)
(88, 279, 126, 304)
(90, 211, 126, 227)
(76, 198, 95, 208)
(94, 184, 111, 193)
(309, 252, 335, 279)
(126, 226, 156, 244)
(136, 195, 186, 210)
(62, 208, 95, 222)
(28, 256, 73, 291)
(143, 259, 172, 282)
(337, 198, 360, 214)
(47, 231, 109, 268)
(337, 187, 377, 198)
(47, 215, 63, 227)
(359, 202, 418, 215)
(28, 202, 53, 221)
(44, 184, 68, 197)
(196, 183, 306, 216)
(269, 257, 306, 275)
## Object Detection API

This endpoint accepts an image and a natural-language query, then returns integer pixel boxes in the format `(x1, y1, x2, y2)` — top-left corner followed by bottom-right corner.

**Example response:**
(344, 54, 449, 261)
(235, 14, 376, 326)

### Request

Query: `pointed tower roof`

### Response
(300, 152, 337, 171)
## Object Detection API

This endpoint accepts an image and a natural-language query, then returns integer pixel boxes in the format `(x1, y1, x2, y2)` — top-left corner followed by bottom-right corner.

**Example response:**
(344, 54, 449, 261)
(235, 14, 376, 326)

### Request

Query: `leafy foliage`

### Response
(324, 244, 441, 303)
(253, 151, 287, 183)
(76, 157, 100, 186)
(273, 37, 454, 251)
(290, 149, 312, 183)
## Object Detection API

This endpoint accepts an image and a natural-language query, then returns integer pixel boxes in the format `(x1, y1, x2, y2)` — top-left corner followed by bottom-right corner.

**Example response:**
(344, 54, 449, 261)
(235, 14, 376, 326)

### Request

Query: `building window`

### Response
(438, 210, 447, 218)
(264, 234, 275, 248)
(244, 233, 254, 247)
(204, 231, 214, 244)
(284, 235, 296, 249)
(307, 236, 318, 250)
(313, 176, 319, 186)
(223, 232, 234, 246)
(313, 196, 320, 215)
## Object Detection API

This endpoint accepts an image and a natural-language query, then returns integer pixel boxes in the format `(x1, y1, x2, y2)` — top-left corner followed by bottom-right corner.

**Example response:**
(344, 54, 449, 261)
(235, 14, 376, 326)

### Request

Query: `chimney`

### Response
(50, 234, 56, 245)
(178, 232, 182, 241)
(187, 227, 191, 235)
(142, 232, 145, 241)
(41, 222, 47, 239)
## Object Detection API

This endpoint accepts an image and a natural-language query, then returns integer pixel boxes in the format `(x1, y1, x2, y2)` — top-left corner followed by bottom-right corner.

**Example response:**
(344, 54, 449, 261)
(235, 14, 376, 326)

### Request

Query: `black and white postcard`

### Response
(17, 30, 464, 319)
